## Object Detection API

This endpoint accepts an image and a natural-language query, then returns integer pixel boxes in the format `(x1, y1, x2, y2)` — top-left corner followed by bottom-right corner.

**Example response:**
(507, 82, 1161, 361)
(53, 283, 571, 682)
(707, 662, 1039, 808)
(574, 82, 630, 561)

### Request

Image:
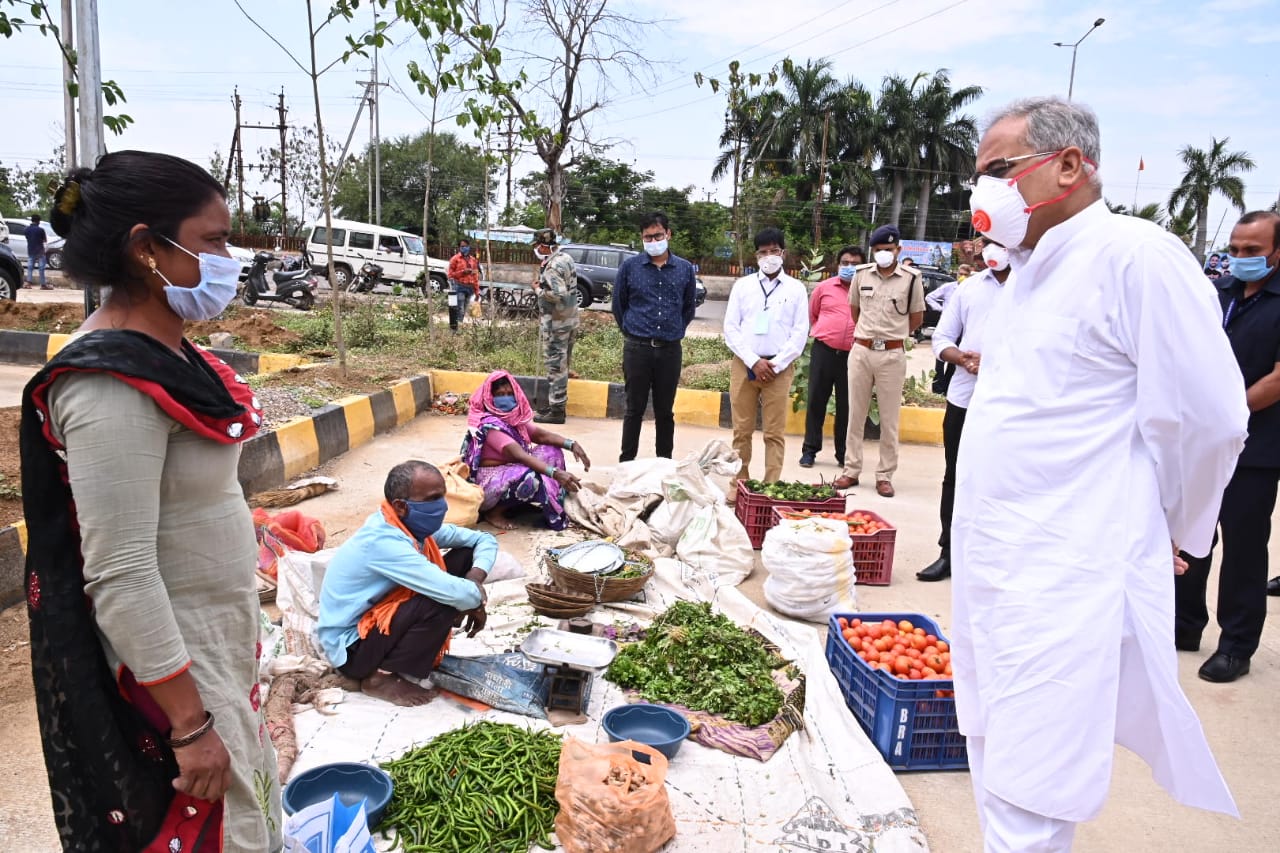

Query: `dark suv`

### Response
(559, 242, 706, 310)
(0, 242, 22, 300)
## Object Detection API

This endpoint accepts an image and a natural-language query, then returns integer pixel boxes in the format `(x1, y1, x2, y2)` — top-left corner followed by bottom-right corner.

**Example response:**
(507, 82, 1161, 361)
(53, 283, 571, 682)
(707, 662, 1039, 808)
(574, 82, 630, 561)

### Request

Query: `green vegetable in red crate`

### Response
(743, 479, 838, 501)
(838, 616, 954, 688)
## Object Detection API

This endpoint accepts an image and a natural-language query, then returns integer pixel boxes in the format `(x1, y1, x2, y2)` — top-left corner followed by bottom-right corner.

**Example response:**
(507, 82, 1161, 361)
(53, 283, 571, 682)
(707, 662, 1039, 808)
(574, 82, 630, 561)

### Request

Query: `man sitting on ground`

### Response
(318, 460, 498, 706)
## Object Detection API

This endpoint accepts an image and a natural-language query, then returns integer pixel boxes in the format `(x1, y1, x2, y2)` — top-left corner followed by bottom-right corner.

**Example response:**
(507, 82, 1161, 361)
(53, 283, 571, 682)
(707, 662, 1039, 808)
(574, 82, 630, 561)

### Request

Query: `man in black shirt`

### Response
(1174, 210, 1280, 683)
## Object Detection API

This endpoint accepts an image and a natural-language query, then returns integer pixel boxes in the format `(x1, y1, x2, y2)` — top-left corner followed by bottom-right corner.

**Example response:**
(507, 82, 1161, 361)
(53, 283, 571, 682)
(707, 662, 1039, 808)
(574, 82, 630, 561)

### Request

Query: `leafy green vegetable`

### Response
(605, 601, 786, 726)
(743, 479, 838, 501)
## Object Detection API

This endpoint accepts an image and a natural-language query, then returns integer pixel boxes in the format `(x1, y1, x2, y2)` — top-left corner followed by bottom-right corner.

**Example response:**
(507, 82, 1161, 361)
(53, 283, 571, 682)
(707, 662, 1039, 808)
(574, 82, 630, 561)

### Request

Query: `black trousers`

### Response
(620, 337, 682, 462)
(801, 339, 850, 460)
(338, 547, 475, 680)
(938, 402, 967, 556)
(1174, 466, 1279, 658)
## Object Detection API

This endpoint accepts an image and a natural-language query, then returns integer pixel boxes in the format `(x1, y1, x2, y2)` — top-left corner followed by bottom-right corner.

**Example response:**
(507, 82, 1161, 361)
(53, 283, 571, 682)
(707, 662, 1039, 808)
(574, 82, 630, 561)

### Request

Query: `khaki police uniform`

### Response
(842, 263, 925, 483)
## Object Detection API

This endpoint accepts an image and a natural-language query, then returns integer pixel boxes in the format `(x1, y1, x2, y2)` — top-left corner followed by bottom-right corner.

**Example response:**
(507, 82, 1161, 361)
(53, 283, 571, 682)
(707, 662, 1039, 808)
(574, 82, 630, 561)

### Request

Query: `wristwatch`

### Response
(546, 465, 558, 477)
(564, 438, 575, 450)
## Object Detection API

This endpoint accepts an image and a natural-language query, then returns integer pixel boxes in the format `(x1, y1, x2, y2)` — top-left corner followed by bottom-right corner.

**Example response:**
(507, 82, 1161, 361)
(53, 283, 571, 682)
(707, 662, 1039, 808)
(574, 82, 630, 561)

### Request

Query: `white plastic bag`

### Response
(761, 517, 856, 623)
(283, 792, 375, 853)
(484, 550, 526, 583)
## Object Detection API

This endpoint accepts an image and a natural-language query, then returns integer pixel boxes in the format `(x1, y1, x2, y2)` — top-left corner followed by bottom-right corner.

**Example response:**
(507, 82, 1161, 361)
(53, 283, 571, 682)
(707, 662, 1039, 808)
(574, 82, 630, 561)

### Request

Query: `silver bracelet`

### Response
(564, 438, 575, 450)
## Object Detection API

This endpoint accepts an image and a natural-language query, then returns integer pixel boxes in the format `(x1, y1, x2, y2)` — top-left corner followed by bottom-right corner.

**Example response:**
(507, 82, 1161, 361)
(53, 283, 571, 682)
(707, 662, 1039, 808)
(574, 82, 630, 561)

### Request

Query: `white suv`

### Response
(2, 218, 66, 270)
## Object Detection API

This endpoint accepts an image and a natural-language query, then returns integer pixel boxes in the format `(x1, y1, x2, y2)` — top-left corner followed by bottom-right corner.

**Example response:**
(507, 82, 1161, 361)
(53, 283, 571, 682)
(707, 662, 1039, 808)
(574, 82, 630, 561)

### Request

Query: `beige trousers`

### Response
(729, 357, 794, 483)
(842, 345, 907, 483)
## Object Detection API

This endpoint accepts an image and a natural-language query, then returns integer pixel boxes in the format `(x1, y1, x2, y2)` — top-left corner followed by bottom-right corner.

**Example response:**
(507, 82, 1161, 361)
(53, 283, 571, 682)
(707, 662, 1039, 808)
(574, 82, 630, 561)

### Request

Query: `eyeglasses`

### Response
(755, 247, 785, 257)
(640, 232, 668, 243)
(967, 151, 1061, 186)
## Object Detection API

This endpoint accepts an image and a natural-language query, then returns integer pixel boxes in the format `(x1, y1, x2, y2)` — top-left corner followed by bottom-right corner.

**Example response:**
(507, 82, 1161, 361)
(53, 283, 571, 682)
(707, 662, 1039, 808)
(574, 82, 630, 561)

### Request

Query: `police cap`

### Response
(869, 224, 901, 247)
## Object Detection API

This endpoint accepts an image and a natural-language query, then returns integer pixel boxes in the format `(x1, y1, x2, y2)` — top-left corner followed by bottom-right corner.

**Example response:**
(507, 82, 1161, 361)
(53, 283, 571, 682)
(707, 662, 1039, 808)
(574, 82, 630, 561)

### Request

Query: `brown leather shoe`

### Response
(876, 480, 895, 498)
(833, 475, 859, 489)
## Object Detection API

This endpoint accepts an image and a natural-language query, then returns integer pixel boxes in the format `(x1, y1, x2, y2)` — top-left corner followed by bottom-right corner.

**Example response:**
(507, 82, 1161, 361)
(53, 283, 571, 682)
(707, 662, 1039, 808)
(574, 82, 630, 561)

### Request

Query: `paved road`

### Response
(0, 364, 38, 408)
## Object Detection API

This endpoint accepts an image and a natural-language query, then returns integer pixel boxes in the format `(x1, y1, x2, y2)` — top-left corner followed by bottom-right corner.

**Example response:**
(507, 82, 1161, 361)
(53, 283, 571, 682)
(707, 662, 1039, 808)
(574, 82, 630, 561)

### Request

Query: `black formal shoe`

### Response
(835, 456, 845, 467)
(1268, 575, 1280, 596)
(917, 556, 950, 582)
(799, 452, 816, 468)
(534, 407, 566, 424)
(1173, 630, 1201, 652)
(1198, 652, 1250, 683)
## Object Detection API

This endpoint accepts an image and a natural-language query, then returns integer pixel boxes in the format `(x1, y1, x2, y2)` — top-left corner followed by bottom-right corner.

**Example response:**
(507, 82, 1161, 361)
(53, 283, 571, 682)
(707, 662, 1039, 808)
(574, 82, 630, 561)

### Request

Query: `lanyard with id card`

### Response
(756, 276, 781, 335)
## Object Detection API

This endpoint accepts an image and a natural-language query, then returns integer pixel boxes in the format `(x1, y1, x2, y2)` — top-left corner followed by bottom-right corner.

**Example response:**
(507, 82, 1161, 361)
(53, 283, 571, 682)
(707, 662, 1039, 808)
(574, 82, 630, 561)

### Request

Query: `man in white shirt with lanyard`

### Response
(917, 242, 1012, 583)
(722, 227, 810, 490)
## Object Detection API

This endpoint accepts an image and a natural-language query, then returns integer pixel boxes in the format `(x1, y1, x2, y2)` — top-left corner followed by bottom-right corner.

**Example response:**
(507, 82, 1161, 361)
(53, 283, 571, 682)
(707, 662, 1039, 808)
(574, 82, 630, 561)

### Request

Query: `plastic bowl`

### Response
(282, 762, 394, 828)
(602, 703, 691, 761)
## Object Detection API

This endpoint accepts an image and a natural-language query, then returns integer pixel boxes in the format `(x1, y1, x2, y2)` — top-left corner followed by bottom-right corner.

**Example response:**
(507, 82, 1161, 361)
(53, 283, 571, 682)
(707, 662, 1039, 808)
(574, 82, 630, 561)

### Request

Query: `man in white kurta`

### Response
(953, 96, 1247, 851)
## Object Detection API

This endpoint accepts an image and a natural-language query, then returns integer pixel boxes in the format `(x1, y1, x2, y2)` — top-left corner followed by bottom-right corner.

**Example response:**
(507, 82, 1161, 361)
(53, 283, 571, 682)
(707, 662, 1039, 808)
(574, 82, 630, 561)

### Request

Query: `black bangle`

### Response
(167, 711, 215, 749)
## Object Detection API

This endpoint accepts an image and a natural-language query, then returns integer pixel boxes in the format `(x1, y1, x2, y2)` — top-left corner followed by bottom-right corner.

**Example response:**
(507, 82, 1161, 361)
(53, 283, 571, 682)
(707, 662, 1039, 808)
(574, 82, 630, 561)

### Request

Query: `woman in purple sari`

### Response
(461, 371, 592, 530)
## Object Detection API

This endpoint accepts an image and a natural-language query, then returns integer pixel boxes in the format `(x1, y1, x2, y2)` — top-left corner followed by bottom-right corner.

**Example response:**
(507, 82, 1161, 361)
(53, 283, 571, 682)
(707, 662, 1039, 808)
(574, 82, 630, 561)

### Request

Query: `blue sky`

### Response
(2, 0, 1278, 245)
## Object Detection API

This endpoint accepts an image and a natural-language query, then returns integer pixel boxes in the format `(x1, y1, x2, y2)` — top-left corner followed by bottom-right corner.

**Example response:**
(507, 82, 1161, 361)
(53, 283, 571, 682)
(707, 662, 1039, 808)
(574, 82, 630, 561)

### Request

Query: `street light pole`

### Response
(1054, 17, 1105, 100)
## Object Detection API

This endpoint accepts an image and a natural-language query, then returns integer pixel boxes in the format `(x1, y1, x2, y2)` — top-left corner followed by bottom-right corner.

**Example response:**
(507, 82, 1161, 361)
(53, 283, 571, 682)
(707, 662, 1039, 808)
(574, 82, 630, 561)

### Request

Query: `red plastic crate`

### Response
(734, 480, 845, 549)
(825, 612, 967, 771)
(774, 507, 896, 586)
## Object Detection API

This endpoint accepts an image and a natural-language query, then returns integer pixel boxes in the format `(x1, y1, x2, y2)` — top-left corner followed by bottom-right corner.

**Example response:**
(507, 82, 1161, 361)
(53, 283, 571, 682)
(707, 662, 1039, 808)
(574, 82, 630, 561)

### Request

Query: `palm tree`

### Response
(1168, 138, 1255, 262)
(912, 70, 981, 240)
(875, 73, 922, 228)
(1106, 200, 1166, 224)
(749, 59, 844, 203)
(827, 80, 879, 207)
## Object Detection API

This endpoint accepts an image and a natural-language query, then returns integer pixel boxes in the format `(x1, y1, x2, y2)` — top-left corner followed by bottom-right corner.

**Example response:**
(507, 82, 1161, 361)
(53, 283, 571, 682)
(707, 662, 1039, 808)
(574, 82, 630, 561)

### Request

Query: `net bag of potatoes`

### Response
(554, 737, 676, 853)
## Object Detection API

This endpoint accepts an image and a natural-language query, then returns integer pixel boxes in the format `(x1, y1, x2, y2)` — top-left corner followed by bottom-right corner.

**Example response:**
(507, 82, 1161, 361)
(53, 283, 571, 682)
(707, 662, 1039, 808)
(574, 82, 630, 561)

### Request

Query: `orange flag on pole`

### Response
(1138, 157, 1145, 171)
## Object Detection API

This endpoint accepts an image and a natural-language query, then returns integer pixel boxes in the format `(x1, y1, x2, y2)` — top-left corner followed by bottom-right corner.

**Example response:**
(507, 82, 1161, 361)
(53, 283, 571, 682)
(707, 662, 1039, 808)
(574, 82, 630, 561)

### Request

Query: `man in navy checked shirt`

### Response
(612, 211, 699, 461)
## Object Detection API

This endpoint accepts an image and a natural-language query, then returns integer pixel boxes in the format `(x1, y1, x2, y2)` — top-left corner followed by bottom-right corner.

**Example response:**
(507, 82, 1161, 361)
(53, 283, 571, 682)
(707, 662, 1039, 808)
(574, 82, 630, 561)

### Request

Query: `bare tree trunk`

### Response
(914, 174, 933, 241)
(732, 141, 742, 272)
(1194, 197, 1209, 263)
(305, 0, 345, 373)
(889, 172, 905, 228)
(546, 161, 565, 233)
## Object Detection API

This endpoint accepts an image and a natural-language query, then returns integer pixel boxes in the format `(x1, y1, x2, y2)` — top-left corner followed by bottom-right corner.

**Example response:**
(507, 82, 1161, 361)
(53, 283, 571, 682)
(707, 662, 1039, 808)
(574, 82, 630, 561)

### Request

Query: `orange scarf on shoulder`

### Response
(356, 502, 452, 663)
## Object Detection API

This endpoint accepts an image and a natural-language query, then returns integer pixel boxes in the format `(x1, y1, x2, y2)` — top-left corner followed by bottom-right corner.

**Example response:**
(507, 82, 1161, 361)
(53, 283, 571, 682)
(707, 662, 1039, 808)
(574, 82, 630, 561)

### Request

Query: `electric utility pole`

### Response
(60, 0, 76, 169)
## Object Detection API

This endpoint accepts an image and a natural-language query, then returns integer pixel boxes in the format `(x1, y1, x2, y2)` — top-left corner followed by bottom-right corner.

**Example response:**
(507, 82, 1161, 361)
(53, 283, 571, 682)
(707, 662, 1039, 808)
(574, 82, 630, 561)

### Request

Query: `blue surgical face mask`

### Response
(460, 246, 471, 255)
(402, 497, 449, 541)
(493, 394, 517, 412)
(838, 265, 857, 280)
(1230, 254, 1277, 282)
(156, 236, 241, 321)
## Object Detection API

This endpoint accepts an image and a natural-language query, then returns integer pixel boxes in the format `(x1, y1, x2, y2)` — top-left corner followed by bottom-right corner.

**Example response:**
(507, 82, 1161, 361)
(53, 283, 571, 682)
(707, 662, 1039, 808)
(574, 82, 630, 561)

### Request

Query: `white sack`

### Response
(762, 516, 856, 623)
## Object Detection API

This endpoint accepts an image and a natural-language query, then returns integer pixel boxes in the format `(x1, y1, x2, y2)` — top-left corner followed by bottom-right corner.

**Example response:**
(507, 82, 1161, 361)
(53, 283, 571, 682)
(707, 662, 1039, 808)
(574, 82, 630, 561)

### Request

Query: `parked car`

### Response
(0, 242, 22, 300)
(305, 217, 449, 291)
(2, 218, 66, 270)
(226, 243, 256, 281)
(913, 264, 957, 335)
(559, 242, 707, 310)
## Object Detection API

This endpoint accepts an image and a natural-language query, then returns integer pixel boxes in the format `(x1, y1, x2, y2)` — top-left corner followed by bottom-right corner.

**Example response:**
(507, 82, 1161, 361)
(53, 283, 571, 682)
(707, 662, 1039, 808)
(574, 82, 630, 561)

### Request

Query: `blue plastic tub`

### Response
(282, 762, 394, 828)
(825, 612, 968, 771)
(602, 703, 690, 761)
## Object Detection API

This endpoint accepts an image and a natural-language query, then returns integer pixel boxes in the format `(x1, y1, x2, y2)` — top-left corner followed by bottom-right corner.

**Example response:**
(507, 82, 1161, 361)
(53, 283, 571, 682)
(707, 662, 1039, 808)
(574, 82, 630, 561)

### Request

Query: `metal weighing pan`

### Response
(519, 628, 619, 673)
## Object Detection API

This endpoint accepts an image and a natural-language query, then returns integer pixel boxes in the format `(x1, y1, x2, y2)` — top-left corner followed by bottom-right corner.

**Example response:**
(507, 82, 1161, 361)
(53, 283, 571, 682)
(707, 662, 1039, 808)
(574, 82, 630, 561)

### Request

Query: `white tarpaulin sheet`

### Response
(290, 560, 929, 852)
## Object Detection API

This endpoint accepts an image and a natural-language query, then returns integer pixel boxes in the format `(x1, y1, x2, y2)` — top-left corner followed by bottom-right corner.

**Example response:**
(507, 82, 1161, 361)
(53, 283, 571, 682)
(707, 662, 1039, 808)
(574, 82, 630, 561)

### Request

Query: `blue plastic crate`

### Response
(825, 612, 968, 771)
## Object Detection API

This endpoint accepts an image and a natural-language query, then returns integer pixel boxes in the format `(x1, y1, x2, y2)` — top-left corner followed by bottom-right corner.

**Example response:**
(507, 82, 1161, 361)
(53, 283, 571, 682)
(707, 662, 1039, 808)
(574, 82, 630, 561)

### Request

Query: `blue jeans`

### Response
(448, 280, 474, 329)
(27, 253, 47, 287)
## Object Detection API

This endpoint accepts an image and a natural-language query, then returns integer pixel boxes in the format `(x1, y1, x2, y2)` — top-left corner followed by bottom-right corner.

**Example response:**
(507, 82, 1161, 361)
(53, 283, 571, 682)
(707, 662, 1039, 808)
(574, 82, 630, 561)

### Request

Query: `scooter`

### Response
(346, 260, 384, 294)
(242, 250, 317, 310)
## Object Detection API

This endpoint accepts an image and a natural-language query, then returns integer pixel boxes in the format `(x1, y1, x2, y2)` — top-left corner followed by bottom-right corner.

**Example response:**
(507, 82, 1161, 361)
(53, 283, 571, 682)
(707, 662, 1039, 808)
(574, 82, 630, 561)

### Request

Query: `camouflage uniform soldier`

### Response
(532, 227, 578, 423)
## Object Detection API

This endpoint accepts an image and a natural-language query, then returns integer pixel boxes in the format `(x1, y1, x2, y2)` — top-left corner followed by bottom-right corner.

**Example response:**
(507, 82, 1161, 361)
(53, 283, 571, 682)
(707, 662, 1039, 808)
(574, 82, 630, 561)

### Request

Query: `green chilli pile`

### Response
(379, 722, 562, 853)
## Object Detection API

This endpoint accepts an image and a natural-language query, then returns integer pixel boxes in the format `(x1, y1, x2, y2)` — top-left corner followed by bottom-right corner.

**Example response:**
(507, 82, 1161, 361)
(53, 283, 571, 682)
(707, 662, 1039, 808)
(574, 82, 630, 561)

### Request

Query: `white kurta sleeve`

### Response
(722, 278, 757, 367)
(1120, 235, 1248, 557)
(932, 284, 966, 354)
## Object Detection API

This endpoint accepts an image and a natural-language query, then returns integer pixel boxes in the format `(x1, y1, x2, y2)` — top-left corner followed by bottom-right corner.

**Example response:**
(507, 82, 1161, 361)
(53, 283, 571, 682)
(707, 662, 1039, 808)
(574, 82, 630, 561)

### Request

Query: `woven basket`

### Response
(545, 550, 654, 603)
(525, 583, 595, 618)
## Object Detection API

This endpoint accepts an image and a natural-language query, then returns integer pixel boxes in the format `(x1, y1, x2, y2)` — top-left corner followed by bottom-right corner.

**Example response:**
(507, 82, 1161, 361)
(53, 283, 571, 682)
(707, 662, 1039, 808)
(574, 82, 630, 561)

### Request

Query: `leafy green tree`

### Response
(1168, 137, 1255, 262)
(331, 131, 492, 244)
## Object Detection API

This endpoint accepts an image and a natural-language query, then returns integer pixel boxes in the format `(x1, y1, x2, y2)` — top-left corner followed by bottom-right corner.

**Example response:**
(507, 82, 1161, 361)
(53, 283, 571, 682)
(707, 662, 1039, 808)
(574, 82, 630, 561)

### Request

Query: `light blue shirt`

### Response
(318, 512, 498, 667)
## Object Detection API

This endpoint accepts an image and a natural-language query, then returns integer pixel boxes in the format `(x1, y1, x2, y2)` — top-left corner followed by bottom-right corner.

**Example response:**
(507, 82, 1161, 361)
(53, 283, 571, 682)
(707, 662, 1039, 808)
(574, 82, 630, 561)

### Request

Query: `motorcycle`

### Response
(346, 260, 384, 294)
(242, 249, 317, 310)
